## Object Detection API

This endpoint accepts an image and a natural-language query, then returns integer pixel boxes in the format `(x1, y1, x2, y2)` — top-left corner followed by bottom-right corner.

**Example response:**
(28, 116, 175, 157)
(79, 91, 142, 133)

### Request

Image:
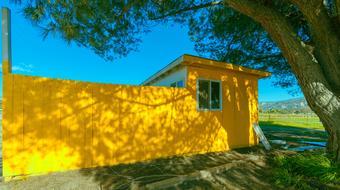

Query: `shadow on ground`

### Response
(261, 124, 327, 143)
(80, 147, 278, 190)
(0, 147, 282, 190)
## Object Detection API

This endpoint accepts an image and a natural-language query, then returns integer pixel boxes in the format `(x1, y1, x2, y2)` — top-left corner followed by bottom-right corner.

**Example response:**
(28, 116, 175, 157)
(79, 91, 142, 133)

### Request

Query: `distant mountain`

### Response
(0, 97, 313, 113)
(259, 97, 313, 113)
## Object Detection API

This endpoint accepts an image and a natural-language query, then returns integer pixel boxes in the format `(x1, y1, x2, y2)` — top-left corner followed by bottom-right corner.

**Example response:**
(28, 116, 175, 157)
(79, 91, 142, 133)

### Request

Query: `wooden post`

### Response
(2, 7, 12, 74)
(2, 7, 13, 179)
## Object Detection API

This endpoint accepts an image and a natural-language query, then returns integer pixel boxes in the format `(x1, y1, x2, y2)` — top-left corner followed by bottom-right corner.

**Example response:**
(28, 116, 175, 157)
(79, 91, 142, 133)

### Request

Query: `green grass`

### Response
(260, 114, 336, 189)
(259, 113, 323, 129)
(272, 150, 340, 189)
(261, 125, 327, 143)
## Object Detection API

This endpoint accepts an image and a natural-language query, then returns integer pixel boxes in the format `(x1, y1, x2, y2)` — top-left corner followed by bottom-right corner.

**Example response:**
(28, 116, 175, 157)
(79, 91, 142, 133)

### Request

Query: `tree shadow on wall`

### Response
(3, 74, 226, 177)
(3, 71, 261, 189)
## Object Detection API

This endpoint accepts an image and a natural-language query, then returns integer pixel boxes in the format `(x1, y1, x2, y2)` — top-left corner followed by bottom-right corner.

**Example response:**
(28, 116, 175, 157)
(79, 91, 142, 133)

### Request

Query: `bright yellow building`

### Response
(2, 7, 270, 179)
(2, 54, 270, 178)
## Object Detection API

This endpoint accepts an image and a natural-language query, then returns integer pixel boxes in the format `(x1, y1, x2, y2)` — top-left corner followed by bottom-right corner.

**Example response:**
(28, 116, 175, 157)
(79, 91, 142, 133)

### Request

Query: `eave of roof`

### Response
(182, 54, 271, 78)
(141, 56, 184, 85)
(141, 54, 271, 85)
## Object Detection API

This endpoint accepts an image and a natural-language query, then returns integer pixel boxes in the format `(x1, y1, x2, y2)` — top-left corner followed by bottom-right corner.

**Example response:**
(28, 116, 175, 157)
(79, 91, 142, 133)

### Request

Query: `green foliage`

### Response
(17, 0, 214, 61)
(13, 0, 339, 90)
(188, 4, 300, 90)
(272, 151, 340, 189)
(20, 0, 156, 60)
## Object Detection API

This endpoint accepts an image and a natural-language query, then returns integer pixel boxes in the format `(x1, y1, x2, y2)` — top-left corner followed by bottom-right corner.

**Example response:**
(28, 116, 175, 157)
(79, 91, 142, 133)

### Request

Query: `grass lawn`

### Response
(259, 113, 327, 144)
(259, 113, 323, 130)
(261, 125, 327, 145)
(258, 125, 339, 189)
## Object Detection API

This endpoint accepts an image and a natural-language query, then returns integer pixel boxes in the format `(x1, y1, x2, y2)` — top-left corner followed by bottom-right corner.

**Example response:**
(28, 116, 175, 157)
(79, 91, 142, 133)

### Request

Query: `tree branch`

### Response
(149, 0, 337, 92)
(337, 0, 340, 23)
(223, 0, 306, 74)
(150, 1, 223, 20)
(223, 0, 339, 95)
(251, 53, 283, 61)
(289, 0, 340, 90)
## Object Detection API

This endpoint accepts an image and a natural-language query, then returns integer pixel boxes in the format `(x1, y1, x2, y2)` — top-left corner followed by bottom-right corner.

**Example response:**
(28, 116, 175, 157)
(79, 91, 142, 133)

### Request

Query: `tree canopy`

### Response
(13, 0, 340, 160)
(17, 0, 325, 91)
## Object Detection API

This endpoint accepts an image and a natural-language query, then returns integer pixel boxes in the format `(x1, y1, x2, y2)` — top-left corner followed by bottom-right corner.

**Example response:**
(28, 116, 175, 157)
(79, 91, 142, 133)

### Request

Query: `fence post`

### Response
(2, 7, 12, 74)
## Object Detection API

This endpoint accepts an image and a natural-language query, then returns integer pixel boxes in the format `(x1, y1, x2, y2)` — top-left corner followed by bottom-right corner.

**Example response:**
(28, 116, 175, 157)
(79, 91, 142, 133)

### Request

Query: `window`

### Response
(211, 81, 221, 109)
(170, 80, 185, 88)
(198, 80, 210, 109)
(197, 79, 222, 111)
(176, 80, 184, 87)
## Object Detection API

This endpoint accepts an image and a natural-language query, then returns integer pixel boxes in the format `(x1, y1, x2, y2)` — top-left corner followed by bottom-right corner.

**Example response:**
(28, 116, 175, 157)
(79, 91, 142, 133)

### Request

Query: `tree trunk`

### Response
(296, 60, 340, 162)
(306, 91, 340, 162)
(224, 0, 340, 162)
(327, 129, 340, 162)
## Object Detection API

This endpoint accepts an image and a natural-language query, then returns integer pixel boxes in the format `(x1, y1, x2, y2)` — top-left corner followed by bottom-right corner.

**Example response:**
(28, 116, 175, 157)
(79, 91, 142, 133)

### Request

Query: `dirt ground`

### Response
(0, 147, 283, 190)
(0, 125, 327, 190)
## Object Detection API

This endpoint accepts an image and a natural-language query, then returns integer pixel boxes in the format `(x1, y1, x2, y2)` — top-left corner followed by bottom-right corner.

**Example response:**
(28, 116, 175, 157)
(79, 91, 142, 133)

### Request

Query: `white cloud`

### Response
(0, 62, 34, 73)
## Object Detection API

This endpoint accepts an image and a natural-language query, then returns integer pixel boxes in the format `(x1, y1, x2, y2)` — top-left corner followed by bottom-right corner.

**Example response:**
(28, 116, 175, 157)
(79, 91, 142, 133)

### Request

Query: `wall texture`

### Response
(2, 65, 258, 177)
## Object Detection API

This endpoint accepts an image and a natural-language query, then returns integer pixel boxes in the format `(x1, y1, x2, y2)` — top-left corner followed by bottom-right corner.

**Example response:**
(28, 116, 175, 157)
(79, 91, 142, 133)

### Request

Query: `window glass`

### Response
(176, 80, 184, 87)
(198, 80, 210, 109)
(211, 81, 221, 109)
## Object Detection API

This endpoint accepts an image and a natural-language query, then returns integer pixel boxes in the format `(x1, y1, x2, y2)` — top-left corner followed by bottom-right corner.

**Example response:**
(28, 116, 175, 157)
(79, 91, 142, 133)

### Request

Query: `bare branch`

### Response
(150, 1, 223, 20)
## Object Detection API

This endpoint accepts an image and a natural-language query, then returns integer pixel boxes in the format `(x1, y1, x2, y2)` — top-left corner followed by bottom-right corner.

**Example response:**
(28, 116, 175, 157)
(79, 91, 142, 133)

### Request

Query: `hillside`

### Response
(259, 97, 313, 113)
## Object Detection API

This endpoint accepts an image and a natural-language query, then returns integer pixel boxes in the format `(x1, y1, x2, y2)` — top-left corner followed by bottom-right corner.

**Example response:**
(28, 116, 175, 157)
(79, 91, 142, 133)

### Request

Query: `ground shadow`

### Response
(260, 123, 327, 143)
(78, 147, 279, 190)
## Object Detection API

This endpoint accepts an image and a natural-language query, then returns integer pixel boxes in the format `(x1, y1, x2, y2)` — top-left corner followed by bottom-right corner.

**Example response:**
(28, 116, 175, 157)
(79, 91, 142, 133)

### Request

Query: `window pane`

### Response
(211, 81, 221, 109)
(170, 82, 176, 87)
(198, 80, 210, 109)
(176, 80, 184, 88)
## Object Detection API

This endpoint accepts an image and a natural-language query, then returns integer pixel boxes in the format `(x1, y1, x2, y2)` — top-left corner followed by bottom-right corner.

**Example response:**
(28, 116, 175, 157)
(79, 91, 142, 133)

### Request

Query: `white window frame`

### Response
(197, 79, 222, 111)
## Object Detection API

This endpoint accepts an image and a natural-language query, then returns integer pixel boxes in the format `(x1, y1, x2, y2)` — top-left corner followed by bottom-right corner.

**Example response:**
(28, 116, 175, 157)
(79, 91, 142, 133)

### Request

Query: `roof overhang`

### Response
(141, 56, 184, 85)
(182, 54, 271, 79)
(141, 54, 271, 85)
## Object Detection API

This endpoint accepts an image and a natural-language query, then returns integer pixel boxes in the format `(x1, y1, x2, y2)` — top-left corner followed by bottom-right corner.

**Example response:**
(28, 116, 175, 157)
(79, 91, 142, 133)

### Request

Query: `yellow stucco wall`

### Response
(187, 66, 259, 148)
(2, 64, 259, 177)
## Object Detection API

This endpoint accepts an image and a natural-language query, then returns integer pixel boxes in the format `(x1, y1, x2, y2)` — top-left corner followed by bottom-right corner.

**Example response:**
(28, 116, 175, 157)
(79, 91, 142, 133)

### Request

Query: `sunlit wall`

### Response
(2, 64, 259, 177)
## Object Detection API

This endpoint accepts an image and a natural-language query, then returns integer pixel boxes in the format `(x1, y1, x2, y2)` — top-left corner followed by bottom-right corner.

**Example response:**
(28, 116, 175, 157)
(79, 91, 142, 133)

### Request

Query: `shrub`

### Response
(272, 151, 340, 189)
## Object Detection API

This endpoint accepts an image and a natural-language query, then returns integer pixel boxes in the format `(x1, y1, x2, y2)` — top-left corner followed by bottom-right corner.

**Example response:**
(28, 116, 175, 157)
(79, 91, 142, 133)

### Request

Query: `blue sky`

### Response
(0, 2, 302, 102)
